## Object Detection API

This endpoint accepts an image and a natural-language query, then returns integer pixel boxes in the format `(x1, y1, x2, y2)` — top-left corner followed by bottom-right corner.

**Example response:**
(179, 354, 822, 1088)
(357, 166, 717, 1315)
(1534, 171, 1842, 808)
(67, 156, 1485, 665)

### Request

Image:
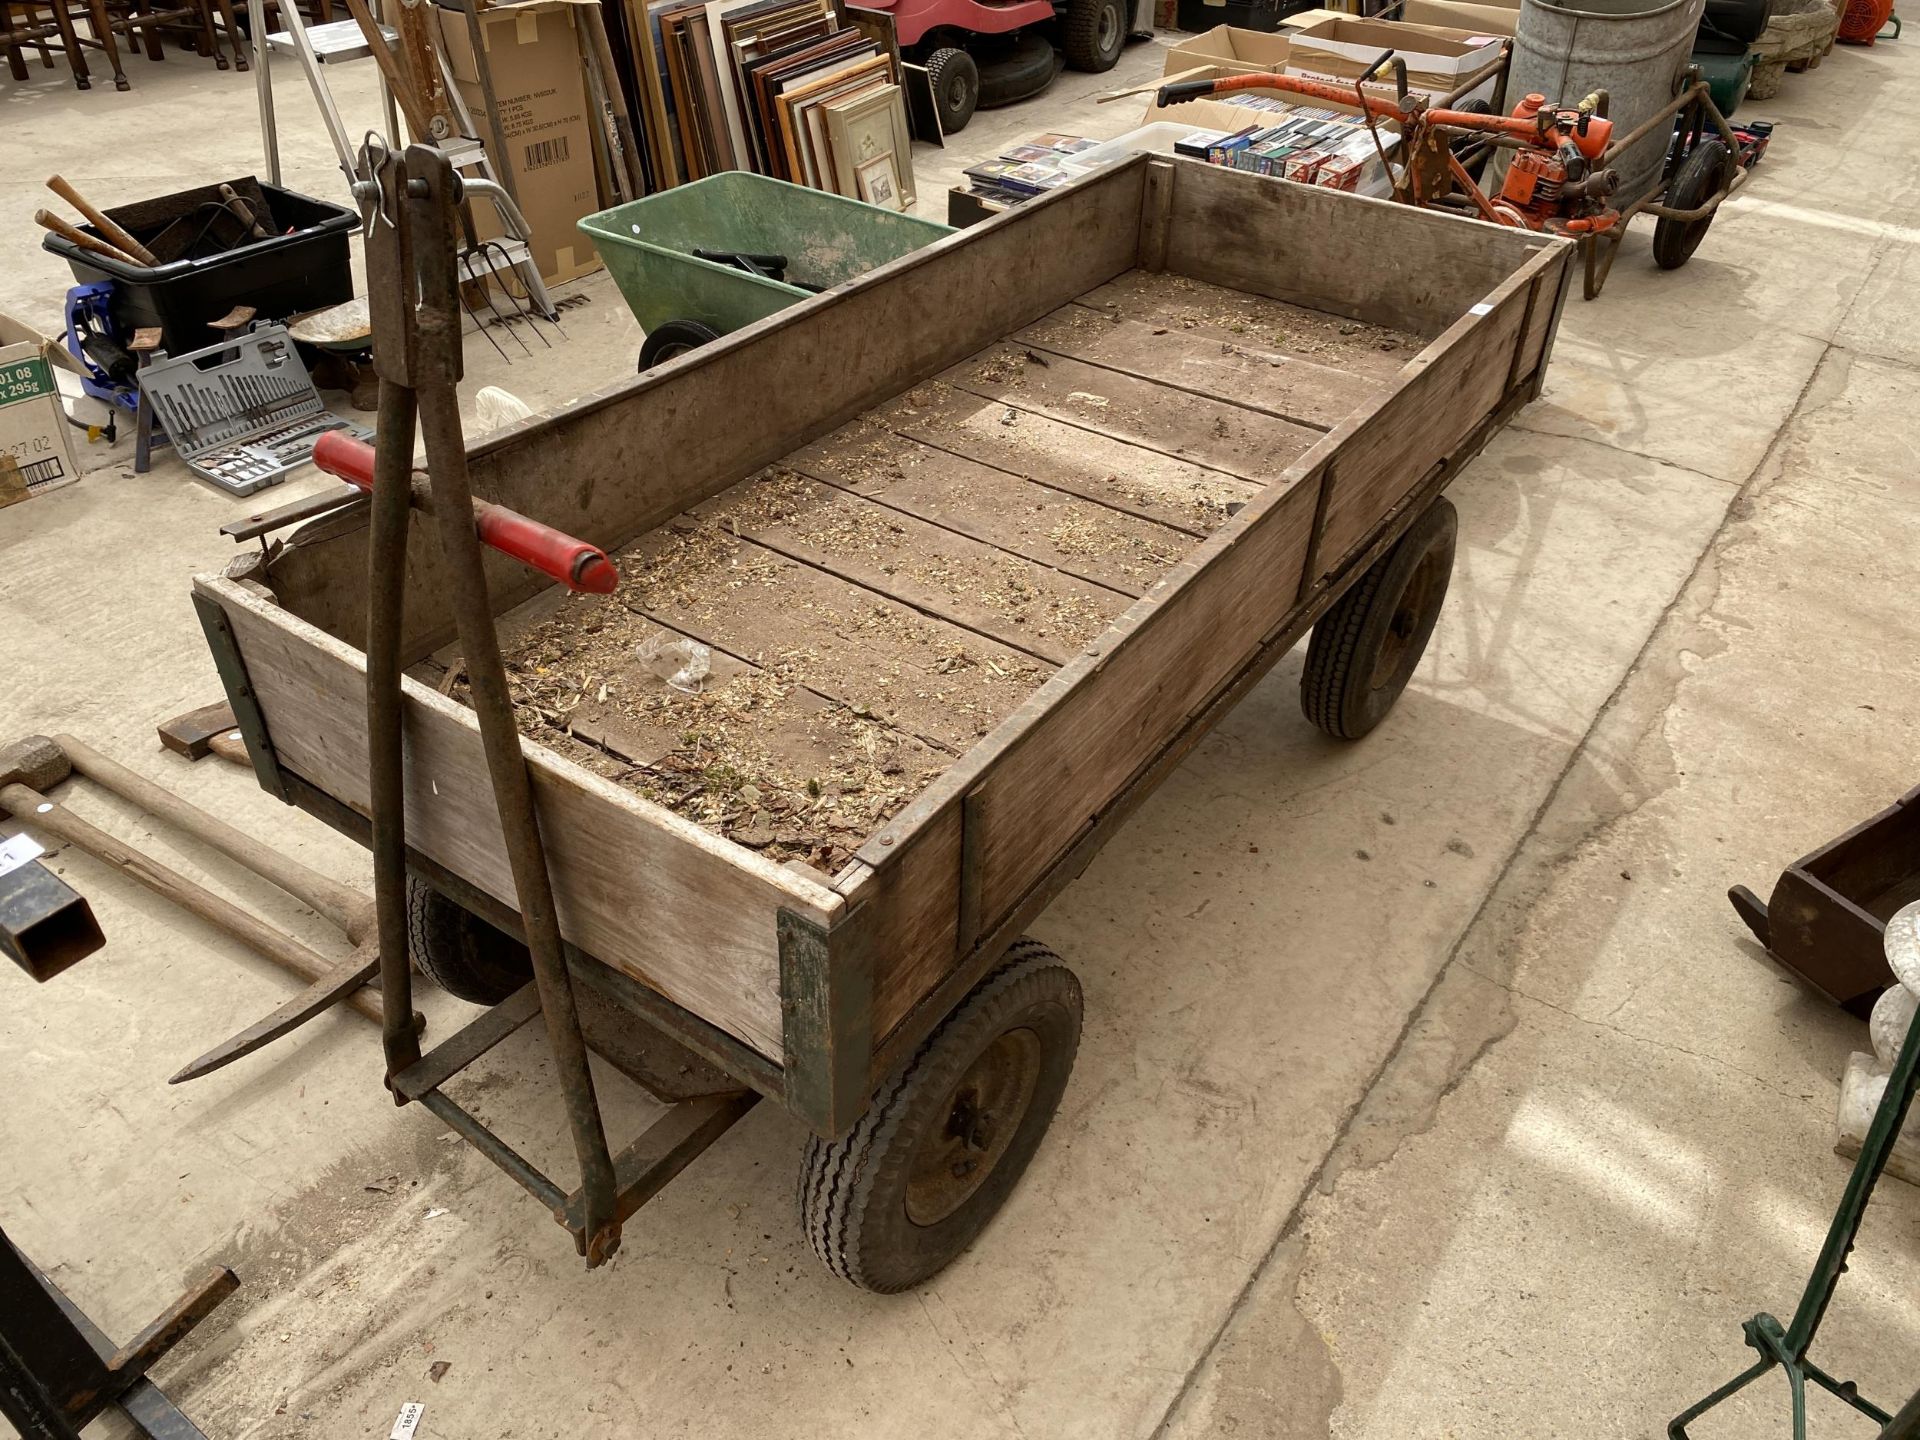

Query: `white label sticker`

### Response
(1468, 302, 1494, 316)
(391, 1402, 425, 1440)
(0, 833, 45, 877)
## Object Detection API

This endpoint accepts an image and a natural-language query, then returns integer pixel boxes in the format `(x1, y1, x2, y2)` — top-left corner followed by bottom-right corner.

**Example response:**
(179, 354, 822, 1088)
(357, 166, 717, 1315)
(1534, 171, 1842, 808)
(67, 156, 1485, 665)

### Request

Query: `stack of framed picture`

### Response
(621, 0, 918, 207)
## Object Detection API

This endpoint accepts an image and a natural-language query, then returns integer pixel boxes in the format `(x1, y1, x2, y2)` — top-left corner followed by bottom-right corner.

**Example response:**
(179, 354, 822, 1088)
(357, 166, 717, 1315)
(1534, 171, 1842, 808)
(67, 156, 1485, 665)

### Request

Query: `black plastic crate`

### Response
(42, 179, 358, 356)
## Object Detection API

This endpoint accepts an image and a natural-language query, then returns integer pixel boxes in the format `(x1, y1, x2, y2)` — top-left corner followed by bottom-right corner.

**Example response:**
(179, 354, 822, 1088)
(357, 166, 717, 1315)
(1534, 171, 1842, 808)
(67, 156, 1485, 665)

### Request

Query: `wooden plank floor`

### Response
(473, 272, 1421, 874)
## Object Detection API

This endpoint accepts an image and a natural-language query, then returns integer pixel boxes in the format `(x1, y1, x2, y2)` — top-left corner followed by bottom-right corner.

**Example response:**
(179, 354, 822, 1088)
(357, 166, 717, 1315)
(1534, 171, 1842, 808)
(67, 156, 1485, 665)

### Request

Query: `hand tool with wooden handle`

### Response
(218, 183, 270, 240)
(34, 209, 141, 267)
(312, 431, 619, 594)
(45, 175, 159, 266)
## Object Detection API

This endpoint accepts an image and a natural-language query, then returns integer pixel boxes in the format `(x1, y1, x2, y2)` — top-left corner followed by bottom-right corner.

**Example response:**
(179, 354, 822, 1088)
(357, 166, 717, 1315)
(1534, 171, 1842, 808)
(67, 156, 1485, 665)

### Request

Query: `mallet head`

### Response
(0, 735, 72, 803)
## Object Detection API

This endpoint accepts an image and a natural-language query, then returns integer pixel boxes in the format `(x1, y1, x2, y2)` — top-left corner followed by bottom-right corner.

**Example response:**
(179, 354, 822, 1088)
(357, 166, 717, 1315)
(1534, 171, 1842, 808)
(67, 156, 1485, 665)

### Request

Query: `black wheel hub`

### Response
(904, 1027, 1041, 1226)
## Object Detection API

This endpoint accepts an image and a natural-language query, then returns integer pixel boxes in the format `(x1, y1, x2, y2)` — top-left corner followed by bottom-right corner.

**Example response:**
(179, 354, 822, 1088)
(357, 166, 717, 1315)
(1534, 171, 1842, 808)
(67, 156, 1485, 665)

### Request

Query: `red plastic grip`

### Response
(310, 432, 617, 595)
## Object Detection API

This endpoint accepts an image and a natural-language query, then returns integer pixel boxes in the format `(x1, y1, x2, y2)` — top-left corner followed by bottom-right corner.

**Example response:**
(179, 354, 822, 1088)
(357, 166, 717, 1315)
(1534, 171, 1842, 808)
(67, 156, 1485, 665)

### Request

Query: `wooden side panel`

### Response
(842, 803, 966, 1044)
(197, 577, 846, 1061)
(962, 475, 1322, 943)
(1160, 156, 1557, 336)
(263, 161, 1152, 659)
(1313, 271, 1532, 571)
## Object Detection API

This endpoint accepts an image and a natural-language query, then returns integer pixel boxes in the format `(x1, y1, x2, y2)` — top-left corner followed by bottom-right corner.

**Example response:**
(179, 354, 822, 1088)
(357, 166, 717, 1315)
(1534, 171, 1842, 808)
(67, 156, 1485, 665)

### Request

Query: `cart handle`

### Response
(312, 432, 619, 595)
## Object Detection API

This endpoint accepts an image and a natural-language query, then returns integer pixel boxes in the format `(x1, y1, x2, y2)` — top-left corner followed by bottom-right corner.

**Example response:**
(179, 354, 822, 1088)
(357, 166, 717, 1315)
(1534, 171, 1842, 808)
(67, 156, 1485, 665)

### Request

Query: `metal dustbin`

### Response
(1503, 0, 1710, 199)
(579, 172, 953, 369)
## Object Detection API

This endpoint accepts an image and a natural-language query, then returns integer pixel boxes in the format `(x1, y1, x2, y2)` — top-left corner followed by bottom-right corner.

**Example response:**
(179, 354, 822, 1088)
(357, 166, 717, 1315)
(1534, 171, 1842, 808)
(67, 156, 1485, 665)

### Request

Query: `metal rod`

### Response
(418, 1089, 567, 1212)
(405, 148, 620, 1261)
(52, 734, 368, 935)
(251, 0, 278, 185)
(367, 376, 423, 1081)
(415, 369, 622, 1258)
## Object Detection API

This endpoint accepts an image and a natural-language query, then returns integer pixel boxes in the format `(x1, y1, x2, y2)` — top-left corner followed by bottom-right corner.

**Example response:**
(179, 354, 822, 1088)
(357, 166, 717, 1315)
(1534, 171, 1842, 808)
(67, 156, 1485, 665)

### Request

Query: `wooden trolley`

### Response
(195, 152, 1573, 1291)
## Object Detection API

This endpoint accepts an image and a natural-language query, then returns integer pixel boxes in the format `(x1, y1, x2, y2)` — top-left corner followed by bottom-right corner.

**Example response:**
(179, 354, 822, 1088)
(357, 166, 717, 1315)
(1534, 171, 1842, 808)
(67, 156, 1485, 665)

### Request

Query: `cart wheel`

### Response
(1061, 0, 1126, 71)
(1300, 496, 1456, 740)
(638, 319, 721, 371)
(798, 940, 1082, 1292)
(405, 875, 533, 1006)
(1652, 138, 1734, 271)
(926, 47, 979, 134)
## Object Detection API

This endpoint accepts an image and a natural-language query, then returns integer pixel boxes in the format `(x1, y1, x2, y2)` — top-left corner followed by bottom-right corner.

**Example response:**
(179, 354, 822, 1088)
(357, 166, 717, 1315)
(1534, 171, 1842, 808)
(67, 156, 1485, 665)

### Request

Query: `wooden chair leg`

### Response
(4, 35, 29, 80)
(85, 0, 127, 87)
(45, 0, 92, 88)
(191, 0, 224, 66)
(209, 0, 242, 67)
(131, 0, 160, 58)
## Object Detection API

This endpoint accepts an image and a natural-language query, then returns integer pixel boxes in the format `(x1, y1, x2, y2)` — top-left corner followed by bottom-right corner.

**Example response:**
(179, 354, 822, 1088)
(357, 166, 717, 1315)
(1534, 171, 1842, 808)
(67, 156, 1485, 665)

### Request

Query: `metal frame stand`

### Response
(1670, 905, 1920, 1438)
(0, 1226, 236, 1440)
(248, 0, 559, 321)
(355, 140, 752, 1268)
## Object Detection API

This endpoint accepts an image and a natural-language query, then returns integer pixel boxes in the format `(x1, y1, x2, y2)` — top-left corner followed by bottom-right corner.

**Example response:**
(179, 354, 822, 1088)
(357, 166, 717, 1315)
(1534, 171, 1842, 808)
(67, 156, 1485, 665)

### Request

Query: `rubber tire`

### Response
(1448, 97, 1494, 184)
(1652, 138, 1733, 270)
(798, 941, 1082, 1292)
(1300, 496, 1457, 741)
(1061, 0, 1125, 71)
(926, 46, 980, 135)
(405, 875, 533, 1006)
(638, 318, 721, 371)
(976, 31, 1059, 109)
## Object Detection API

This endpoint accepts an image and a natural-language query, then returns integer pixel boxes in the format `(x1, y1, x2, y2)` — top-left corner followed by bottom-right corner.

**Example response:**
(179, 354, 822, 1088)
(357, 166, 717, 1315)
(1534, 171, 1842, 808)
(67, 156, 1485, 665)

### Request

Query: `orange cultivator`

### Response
(1157, 48, 1751, 298)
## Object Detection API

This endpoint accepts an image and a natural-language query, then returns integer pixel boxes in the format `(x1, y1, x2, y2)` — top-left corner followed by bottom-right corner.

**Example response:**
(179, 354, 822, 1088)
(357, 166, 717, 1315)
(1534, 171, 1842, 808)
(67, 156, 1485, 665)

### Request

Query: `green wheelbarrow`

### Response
(579, 172, 954, 370)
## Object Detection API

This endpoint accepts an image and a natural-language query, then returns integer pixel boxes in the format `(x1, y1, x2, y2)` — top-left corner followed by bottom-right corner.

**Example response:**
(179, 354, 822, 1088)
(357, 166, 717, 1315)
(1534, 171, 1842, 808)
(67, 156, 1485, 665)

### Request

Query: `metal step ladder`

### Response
(246, 0, 558, 322)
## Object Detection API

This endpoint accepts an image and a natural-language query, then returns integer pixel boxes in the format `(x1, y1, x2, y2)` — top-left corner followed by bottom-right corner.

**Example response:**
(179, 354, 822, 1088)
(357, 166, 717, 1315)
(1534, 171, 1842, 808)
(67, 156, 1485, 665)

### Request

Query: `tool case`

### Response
(137, 324, 370, 497)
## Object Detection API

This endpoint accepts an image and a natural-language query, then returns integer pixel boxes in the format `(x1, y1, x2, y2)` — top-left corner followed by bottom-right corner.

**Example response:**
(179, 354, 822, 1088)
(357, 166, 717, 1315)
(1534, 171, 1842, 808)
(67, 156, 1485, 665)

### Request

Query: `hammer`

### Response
(1, 734, 421, 1081)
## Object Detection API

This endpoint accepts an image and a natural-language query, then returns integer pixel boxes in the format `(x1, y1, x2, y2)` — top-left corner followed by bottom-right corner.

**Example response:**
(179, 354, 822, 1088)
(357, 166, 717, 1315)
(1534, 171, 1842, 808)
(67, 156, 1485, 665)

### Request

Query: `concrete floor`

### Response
(3, 25, 1918, 1440)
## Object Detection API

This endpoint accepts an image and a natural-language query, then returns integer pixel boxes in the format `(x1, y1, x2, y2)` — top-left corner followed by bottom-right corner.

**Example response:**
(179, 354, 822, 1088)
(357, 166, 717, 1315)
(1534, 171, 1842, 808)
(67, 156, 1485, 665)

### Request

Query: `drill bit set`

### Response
(136, 323, 371, 496)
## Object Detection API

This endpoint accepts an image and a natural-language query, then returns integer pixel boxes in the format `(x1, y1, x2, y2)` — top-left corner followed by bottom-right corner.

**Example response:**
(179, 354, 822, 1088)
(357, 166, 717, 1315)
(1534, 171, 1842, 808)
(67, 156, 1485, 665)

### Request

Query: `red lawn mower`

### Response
(869, 0, 1139, 133)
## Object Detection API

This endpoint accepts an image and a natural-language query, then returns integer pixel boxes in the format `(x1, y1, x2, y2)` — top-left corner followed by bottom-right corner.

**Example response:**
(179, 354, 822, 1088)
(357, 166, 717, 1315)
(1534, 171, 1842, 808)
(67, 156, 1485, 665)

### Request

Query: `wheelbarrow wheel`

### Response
(405, 875, 533, 1006)
(926, 46, 979, 134)
(1448, 97, 1494, 183)
(638, 318, 721, 371)
(1652, 138, 1733, 270)
(798, 940, 1082, 1292)
(1300, 495, 1456, 740)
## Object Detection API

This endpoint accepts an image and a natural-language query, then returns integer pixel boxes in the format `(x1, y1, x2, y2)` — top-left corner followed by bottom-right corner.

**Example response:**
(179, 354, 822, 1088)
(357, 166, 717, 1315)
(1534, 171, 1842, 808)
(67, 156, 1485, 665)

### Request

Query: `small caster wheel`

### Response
(798, 940, 1082, 1291)
(1301, 495, 1456, 740)
(638, 318, 720, 370)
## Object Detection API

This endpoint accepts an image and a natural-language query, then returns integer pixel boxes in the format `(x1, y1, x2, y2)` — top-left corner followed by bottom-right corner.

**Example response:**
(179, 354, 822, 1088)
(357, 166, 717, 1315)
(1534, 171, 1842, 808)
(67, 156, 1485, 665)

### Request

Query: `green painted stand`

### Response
(1670, 902, 1920, 1439)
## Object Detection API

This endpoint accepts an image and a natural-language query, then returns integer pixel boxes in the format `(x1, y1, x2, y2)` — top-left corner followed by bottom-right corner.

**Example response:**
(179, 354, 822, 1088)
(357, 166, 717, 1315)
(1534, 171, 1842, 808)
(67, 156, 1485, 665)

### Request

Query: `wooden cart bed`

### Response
(471, 272, 1422, 878)
(194, 155, 1574, 1136)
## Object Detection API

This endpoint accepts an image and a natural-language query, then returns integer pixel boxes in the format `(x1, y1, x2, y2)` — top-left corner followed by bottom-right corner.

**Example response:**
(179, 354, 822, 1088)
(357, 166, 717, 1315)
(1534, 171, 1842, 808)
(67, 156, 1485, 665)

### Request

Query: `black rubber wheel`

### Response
(925, 46, 980, 134)
(638, 318, 721, 370)
(798, 940, 1082, 1292)
(1061, 0, 1125, 71)
(405, 875, 533, 1006)
(1448, 97, 1494, 184)
(1300, 496, 1457, 740)
(1652, 138, 1733, 270)
(976, 31, 1059, 109)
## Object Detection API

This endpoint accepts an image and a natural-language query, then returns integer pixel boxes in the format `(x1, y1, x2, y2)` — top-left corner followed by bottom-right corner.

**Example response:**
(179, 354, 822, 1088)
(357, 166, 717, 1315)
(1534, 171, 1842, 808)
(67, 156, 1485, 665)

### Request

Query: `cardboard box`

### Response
(1163, 24, 1293, 78)
(1284, 15, 1504, 99)
(0, 314, 83, 508)
(436, 1, 602, 285)
(1397, 0, 1521, 37)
